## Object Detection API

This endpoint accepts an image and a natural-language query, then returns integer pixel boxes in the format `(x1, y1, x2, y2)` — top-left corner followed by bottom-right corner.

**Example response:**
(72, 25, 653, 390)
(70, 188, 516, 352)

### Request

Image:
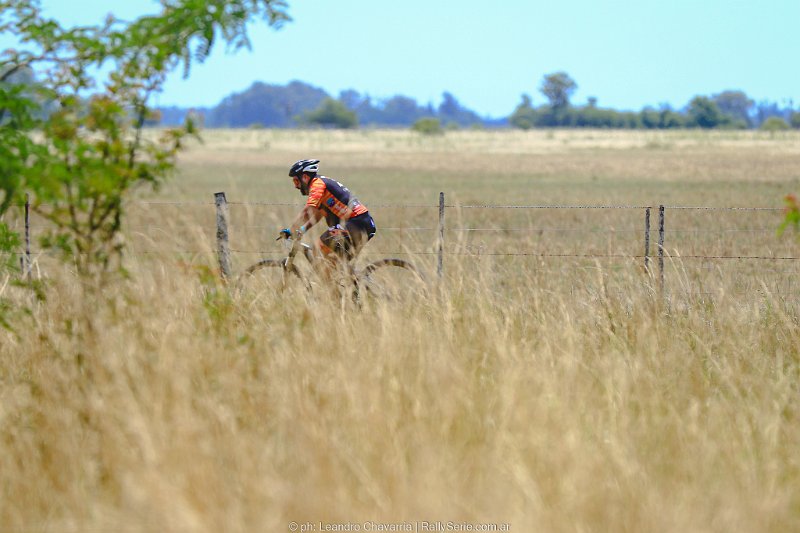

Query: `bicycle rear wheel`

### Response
(358, 259, 427, 303)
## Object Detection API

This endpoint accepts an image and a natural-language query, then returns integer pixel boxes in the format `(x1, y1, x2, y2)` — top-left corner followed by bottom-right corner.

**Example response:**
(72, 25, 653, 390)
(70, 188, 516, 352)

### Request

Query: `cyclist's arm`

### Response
(290, 205, 323, 236)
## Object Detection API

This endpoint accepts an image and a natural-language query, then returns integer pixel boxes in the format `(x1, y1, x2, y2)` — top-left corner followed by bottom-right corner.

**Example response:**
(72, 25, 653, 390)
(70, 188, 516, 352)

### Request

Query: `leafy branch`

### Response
(0, 0, 290, 326)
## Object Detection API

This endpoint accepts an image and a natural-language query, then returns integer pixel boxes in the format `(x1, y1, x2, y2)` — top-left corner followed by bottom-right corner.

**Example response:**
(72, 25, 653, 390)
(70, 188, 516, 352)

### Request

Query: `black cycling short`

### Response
(319, 212, 376, 260)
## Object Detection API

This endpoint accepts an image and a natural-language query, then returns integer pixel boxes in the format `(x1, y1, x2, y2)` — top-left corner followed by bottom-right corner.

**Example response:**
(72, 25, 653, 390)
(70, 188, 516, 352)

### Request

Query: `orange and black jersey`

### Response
(306, 176, 369, 226)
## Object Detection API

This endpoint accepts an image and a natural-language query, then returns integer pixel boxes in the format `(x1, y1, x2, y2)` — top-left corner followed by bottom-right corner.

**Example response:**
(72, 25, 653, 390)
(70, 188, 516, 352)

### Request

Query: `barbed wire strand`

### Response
(8, 201, 797, 265)
(16, 245, 800, 261)
(6, 223, 789, 236)
(6, 200, 787, 210)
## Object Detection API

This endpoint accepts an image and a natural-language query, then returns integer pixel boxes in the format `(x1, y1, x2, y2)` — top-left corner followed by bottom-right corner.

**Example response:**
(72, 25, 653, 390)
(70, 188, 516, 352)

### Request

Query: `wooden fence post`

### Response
(658, 204, 665, 292)
(214, 192, 232, 281)
(23, 193, 31, 280)
(644, 206, 651, 274)
(438, 192, 445, 279)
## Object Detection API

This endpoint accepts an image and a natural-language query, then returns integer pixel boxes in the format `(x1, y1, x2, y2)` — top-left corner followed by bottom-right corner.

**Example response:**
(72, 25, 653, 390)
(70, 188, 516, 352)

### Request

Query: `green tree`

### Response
(760, 116, 790, 132)
(713, 90, 753, 128)
(789, 111, 800, 129)
(437, 92, 481, 126)
(300, 97, 358, 128)
(640, 107, 661, 129)
(0, 0, 289, 289)
(411, 117, 443, 135)
(209, 80, 326, 127)
(539, 72, 577, 110)
(509, 94, 536, 129)
(687, 96, 726, 128)
(377, 95, 429, 126)
(659, 108, 685, 128)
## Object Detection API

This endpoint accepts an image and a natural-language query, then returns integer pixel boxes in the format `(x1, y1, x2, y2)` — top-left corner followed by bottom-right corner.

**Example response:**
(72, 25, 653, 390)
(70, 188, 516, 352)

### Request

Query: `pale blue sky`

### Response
(5, 0, 799, 117)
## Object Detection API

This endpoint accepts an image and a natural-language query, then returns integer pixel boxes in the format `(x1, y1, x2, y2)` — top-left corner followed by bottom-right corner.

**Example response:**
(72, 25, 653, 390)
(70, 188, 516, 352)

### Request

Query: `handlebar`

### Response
(276, 228, 302, 241)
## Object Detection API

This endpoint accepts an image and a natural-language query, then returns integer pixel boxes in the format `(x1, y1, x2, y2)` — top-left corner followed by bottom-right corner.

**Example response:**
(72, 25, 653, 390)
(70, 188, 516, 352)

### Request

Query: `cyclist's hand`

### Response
(277, 228, 292, 241)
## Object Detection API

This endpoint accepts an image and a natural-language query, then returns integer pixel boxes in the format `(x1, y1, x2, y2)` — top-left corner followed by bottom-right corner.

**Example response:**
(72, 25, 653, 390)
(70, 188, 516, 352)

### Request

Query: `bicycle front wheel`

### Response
(358, 259, 427, 303)
(236, 258, 309, 296)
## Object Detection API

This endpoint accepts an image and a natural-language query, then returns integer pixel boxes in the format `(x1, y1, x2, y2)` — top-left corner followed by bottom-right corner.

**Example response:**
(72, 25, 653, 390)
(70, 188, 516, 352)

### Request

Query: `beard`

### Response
(298, 177, 312, 195)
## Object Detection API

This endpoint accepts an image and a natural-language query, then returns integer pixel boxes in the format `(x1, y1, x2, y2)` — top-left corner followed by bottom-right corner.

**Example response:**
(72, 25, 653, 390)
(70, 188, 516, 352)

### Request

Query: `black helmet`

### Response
(289, 159, 320, 177)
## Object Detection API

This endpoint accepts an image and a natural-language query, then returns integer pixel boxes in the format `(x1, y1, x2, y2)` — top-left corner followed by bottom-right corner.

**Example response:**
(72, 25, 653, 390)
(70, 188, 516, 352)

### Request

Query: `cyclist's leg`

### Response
(319, 225, 354, 258)
(343, 216, 376, 303)
(345, 214, 376, 258)
(318, 225, 355, 281)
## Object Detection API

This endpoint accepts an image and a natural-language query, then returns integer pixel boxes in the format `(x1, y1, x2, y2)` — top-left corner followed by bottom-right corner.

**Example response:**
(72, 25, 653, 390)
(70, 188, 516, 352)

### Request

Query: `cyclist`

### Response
(280, 159, 376, 267)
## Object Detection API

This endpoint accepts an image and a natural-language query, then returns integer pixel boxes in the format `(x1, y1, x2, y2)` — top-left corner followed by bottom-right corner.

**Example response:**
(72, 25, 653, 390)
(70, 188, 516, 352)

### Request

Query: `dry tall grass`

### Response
(1, 129, 799, 532)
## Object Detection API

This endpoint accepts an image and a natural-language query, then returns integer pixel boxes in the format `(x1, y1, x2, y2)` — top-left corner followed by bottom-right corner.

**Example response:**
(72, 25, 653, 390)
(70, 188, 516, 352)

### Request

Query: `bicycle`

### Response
(237, 234, 427, 304)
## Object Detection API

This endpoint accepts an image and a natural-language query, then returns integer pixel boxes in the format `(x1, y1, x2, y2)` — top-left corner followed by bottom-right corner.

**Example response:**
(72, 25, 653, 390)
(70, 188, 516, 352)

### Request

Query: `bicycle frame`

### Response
(283, 237, 315, 271)
(244, 236, 426, 303)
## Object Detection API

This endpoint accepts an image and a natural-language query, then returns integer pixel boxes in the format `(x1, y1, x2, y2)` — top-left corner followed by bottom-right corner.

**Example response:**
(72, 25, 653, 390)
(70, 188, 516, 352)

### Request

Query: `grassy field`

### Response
(1, 129, 799, 532)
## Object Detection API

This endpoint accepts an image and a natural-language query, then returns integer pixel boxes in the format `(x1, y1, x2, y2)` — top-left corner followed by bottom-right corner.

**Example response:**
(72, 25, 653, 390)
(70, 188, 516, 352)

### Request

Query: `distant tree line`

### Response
(509, 72, 800, 131)
(154, 80, 488, 129)
(156, 74, 799, 130)
(7, 68, 798, 130)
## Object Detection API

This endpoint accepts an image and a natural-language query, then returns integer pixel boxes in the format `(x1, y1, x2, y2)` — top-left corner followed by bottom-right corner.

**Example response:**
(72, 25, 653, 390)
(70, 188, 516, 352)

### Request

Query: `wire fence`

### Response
(189, 190, 800, 303)
(6, 194, 799, 277)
